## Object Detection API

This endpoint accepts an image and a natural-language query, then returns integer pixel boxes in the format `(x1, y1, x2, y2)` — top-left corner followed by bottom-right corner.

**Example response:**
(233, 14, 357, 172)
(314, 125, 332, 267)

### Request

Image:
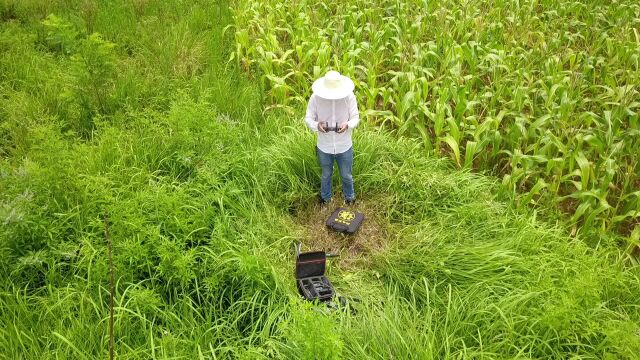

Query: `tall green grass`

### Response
(1, 0, 639, 359)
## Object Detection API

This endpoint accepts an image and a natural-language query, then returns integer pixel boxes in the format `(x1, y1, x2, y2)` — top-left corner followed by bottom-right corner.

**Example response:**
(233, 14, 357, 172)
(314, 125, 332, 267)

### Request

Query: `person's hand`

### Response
(318, 121, 327, 133)
(337, 122, 348, 133)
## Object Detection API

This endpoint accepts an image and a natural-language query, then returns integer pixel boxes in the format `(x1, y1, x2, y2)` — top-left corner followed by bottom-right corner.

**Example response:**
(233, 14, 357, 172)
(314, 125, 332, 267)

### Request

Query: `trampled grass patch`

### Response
(294, 196, 391, 268)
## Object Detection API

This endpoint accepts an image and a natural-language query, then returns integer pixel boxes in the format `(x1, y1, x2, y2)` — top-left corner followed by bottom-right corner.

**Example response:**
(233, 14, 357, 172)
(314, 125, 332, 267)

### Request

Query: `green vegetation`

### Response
(231, 0, 640, 237)
(1, 0, 639, 359)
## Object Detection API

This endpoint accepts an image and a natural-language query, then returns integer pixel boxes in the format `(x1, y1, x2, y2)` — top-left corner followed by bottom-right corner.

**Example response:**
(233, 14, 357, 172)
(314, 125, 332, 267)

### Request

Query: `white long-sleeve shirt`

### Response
(304, 93, 360, 154)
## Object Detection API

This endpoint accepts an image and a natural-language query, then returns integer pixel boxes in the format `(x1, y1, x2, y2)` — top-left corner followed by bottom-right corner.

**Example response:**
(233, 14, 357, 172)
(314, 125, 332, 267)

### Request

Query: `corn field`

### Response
(231, 0, 640, 235)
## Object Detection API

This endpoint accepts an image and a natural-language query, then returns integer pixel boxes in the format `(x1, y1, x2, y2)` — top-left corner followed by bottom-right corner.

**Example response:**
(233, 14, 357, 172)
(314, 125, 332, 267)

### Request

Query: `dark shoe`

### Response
(345, 198, 356, 206)
(319, 196, 331, 205)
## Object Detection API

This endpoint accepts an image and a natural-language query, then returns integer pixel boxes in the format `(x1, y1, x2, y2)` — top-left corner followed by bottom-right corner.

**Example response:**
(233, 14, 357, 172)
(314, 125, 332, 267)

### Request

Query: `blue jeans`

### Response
(317, 147, 355, 202)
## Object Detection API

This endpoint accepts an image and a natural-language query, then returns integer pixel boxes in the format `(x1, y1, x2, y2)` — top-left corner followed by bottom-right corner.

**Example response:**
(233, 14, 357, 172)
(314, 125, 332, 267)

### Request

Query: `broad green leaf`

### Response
(442, 135, 461, 167)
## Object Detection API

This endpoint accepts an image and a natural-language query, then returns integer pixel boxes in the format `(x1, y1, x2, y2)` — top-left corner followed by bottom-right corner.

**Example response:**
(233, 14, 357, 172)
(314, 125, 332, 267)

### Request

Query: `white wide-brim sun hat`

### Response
(312, 70, 355, 100)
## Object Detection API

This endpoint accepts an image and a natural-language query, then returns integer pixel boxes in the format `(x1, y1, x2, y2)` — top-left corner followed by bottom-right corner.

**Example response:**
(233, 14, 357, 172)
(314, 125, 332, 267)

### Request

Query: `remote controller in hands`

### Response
(320, 121, 344, 132)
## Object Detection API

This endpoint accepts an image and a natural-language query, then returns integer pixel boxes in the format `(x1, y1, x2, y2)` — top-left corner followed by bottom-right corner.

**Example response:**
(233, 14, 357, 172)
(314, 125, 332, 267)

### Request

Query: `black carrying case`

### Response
(326, 207, 364, 234)
(295, 250, 335, 302)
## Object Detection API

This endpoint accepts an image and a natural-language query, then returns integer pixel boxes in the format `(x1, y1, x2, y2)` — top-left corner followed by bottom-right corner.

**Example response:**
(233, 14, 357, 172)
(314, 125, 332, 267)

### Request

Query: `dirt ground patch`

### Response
(294, 193, 392, 269)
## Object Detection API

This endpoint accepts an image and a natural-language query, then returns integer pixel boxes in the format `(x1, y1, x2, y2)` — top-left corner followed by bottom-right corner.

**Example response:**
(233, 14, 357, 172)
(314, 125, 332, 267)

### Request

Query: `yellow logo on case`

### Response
(336, 210, 355, 225)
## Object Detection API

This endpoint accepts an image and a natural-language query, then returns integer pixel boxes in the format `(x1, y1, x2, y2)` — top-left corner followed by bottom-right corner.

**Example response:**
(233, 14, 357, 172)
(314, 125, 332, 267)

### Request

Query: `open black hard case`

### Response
(295, 245, 335, 302)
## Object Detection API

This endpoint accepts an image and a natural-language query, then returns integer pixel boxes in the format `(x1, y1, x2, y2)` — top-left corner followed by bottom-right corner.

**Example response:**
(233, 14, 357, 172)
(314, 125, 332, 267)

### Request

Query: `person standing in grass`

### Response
(305, 70, 360, 205)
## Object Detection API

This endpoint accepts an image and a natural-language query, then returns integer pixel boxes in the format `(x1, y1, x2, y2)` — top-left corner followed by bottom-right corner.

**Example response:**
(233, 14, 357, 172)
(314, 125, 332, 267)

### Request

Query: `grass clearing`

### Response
(294, 196, 391, 268)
